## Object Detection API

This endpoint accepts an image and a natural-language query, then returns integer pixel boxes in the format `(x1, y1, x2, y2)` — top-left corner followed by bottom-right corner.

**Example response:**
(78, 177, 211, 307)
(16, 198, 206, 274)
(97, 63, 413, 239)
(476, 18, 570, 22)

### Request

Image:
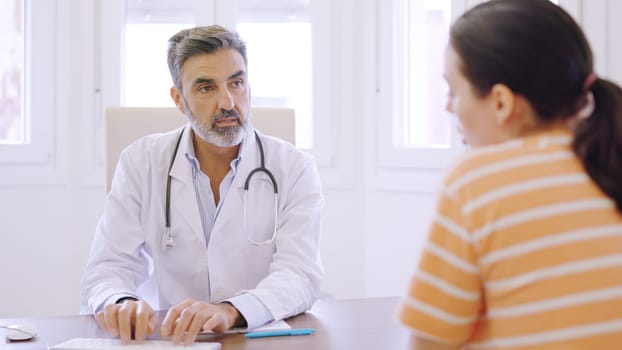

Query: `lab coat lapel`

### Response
(168, 125, 204, 245)
(211, 129, 258, 239)
(230, 129, 259, 191)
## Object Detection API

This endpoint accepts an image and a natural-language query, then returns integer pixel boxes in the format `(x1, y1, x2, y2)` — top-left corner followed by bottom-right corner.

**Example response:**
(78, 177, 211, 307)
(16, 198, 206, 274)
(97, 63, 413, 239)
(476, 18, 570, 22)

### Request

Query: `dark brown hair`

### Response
(450, 0, 622, 212)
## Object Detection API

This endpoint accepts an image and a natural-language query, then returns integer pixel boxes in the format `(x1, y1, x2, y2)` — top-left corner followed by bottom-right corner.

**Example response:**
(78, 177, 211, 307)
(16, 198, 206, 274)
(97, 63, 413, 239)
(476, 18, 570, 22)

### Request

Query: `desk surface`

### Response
(0, 297, 409, 350)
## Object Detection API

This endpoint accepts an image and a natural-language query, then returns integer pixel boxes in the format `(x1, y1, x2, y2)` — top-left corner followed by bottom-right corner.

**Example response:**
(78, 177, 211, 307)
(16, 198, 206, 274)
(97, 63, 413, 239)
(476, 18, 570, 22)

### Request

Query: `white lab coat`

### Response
(81, 124, 324, 323)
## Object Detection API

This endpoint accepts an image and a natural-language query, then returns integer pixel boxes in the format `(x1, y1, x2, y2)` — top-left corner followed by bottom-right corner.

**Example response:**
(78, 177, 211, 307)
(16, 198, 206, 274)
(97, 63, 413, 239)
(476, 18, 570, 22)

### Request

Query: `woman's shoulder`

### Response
(442, 139, 526, 187)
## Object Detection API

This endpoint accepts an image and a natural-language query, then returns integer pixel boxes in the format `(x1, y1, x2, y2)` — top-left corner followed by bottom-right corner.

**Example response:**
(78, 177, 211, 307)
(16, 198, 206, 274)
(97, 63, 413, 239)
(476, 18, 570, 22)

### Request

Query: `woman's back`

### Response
(400, 1, 622, 348)
(401, 128, 622, 349)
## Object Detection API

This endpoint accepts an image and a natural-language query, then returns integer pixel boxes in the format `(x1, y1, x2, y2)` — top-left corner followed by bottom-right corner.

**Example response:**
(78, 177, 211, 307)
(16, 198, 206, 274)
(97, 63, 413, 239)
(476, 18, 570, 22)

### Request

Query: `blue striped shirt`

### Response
(184, 136, 273, 329)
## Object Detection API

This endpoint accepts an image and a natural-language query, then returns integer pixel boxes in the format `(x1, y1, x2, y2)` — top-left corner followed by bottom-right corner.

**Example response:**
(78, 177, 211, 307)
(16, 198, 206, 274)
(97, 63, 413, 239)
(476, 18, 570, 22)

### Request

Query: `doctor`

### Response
(81, 25, 324, 346)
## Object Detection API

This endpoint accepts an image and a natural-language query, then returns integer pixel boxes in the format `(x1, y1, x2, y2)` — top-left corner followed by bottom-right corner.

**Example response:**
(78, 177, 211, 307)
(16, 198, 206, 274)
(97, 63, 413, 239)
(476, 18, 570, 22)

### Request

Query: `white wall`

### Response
(1, 0, 620, 317)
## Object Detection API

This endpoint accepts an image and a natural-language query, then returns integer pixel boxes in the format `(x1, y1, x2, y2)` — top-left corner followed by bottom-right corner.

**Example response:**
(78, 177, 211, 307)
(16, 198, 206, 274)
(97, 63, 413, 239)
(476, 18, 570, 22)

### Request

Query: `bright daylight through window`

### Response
(122, 0, 313, 148)
(237, 0, 312, 148)
(124, 23, 191, 107)
(400, 0, 452, 148)
(0, 0, 24, 144)
(399, 0, 558, 149)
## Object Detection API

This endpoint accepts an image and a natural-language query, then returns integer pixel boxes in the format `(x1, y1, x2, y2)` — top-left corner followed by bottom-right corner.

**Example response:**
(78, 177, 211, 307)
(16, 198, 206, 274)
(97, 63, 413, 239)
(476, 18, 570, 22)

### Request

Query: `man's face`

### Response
(171, 48, 251, 148)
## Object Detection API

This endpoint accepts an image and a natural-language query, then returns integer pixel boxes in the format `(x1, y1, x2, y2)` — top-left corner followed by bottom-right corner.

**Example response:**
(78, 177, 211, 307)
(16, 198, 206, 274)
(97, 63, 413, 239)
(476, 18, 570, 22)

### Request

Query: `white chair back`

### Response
(105, 107, 295, 192)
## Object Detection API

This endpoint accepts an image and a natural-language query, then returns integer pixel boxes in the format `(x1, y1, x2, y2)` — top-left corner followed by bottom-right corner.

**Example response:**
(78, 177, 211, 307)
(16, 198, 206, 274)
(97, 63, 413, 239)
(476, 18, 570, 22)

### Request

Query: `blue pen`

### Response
(245, 328, 315, 338)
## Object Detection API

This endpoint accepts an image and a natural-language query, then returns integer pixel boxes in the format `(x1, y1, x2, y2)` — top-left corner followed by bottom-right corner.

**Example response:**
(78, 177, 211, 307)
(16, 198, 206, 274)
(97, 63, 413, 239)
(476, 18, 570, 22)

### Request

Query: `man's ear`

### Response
(489, 83, 515, 126)
(170, 86, 185, 114)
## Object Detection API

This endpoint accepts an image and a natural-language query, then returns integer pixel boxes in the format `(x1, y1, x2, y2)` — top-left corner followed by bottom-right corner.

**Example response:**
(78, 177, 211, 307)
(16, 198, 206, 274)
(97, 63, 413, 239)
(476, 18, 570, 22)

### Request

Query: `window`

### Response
(377, 0, 464, 170)
(0, 0, 24, 144)
(120, 0, 315, 148)
(237, 0, 313, 148)
(0, 0, 55, 165)
(399, 0, 452, 148)
(379, 0, 565, 170)
(123, 0, 192, 107)
(124, 23, 191, 107)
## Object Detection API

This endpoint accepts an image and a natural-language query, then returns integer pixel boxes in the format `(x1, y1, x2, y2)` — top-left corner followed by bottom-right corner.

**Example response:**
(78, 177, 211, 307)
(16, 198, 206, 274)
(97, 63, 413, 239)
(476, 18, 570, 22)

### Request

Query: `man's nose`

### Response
(218, 88, 235, 111)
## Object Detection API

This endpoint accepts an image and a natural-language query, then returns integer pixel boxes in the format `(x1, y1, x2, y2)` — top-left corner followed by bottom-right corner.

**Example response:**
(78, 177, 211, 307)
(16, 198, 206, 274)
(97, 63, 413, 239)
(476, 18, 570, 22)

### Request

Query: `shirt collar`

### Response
(183, 128, 245, 175)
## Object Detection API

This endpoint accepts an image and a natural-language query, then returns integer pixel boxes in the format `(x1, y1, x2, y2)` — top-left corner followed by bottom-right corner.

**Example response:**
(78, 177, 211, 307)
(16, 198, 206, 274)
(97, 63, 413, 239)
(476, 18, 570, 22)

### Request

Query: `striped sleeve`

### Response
(399, 189, 482, 344)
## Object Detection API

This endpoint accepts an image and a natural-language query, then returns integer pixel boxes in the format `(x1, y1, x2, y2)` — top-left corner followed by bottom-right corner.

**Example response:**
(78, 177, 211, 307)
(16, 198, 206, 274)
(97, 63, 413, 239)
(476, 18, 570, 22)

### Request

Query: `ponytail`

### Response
(573, 78, 622, 212)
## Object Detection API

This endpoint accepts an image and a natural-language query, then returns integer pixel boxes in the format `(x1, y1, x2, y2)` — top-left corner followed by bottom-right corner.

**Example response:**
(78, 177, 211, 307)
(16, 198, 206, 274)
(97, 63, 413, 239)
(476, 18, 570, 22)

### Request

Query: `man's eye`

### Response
(199, 85, 214, 92)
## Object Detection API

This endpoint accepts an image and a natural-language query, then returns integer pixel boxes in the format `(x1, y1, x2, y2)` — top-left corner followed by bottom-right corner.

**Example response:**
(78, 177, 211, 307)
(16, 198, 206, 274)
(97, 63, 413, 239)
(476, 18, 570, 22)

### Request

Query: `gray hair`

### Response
(167, 25, 247, 91)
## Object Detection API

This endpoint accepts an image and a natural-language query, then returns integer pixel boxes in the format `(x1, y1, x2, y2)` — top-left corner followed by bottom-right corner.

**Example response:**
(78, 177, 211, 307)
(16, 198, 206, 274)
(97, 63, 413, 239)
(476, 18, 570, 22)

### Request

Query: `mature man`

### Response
(81, 25, 323, 346)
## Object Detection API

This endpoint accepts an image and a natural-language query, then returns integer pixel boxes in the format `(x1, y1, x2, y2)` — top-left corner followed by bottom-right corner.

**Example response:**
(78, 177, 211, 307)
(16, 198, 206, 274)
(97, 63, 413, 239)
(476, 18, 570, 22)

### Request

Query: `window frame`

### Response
(371, 0, 588, 193)
(0, 0, 56, 165)
(98, 0, 337, 169)
(375, 0, 466, 172)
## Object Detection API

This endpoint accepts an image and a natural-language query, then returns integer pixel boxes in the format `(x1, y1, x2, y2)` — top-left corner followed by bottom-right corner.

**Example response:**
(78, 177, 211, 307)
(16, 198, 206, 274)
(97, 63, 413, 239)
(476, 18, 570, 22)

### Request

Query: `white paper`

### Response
(51, 338, 221, 350)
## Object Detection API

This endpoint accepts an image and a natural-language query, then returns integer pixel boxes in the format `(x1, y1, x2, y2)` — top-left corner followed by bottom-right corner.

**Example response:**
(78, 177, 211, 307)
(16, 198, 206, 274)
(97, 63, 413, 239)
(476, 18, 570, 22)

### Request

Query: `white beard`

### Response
(182, 100, 251, 147)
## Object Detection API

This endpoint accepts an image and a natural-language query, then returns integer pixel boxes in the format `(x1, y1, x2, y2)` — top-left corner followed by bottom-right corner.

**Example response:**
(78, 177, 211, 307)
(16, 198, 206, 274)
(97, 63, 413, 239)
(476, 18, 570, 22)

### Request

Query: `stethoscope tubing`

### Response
(163, 128, 278, 249)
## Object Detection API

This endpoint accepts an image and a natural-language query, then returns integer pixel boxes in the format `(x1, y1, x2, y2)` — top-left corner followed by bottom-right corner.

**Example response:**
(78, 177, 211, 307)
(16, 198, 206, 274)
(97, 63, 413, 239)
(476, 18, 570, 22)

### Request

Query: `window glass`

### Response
(0, 0, 24, 144)
(237, 0, 313, 147)
(121, 0, 314, 148)
(398, 0, 559, 149)
(399, 0, 452, 148)
(124, 23, 191, 107)
(237, 22, 312, 148)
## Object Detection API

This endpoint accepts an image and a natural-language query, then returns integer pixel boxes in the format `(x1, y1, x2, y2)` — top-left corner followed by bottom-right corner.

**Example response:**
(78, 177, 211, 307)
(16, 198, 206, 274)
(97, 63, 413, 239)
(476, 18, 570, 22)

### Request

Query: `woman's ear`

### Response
(489, 83, 516, 126)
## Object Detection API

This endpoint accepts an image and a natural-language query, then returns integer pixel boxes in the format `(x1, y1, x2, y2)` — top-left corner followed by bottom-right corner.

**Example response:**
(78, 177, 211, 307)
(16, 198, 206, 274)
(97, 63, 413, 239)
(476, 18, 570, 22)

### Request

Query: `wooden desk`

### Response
(1, 297, 409, 350)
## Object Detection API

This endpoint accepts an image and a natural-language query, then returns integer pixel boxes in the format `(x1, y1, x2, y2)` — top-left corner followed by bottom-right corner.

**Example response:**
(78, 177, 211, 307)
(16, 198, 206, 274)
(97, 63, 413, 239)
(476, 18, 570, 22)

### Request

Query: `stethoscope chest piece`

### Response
(162, 227, 175, 250)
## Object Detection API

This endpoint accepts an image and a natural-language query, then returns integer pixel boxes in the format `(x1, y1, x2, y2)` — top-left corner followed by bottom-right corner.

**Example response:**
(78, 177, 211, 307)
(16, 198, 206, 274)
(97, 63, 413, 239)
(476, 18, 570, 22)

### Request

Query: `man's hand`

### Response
(160, 300, 242, 346)
(95, 299, 157, 344)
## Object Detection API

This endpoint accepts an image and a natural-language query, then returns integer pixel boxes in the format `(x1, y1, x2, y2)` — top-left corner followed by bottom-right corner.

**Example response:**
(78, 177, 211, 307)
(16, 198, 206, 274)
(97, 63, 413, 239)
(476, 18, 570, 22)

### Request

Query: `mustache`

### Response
(213, 109, 240, 121)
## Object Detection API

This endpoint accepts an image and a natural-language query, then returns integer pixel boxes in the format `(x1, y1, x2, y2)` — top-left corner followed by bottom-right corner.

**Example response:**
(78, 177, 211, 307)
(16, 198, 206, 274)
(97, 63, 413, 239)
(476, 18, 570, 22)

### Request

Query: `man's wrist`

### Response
(220, 302, 246, 328)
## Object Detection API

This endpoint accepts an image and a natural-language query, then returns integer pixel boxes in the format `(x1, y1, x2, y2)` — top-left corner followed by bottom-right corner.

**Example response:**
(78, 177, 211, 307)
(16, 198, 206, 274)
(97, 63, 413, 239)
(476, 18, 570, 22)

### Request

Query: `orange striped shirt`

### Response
(399, 129, 622, 349)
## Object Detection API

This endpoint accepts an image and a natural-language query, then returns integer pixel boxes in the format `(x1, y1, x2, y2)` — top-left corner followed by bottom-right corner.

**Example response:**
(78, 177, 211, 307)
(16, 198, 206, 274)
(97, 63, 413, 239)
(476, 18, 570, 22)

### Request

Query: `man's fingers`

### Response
(118, 301, 137, 344)
(133, 301, 154, 342)
(160, 299, 194, 336)
(95, 312, 108, 332)
(160, 300, 232, 345)
(148, 315, 158, 334)
(183, 310, 211, 346)
(172, 306, 198, 344)
(201, 313, 225, 333)
(103, 304, 121, 336)
(200, 303, 239, 333)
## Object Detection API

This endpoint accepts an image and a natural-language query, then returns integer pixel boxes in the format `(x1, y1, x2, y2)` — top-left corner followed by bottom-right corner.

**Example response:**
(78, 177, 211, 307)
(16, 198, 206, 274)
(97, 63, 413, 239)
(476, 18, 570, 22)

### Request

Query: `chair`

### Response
(105, 106, 295, 192)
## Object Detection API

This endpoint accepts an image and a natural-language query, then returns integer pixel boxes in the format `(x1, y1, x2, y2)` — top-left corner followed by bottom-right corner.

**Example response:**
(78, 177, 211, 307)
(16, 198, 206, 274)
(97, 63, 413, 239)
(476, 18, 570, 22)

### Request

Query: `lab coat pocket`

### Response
(243, 174, 278, 246)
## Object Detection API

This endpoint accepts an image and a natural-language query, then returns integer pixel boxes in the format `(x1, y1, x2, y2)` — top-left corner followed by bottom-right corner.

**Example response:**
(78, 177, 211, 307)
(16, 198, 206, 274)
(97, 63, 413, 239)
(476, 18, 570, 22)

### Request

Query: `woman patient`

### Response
(399, 0, 622, 349)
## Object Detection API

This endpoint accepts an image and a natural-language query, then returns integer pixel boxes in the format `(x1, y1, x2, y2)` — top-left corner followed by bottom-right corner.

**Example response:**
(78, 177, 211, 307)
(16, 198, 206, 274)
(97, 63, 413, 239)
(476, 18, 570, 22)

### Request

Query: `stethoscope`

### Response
(162, 128, 278, 250)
